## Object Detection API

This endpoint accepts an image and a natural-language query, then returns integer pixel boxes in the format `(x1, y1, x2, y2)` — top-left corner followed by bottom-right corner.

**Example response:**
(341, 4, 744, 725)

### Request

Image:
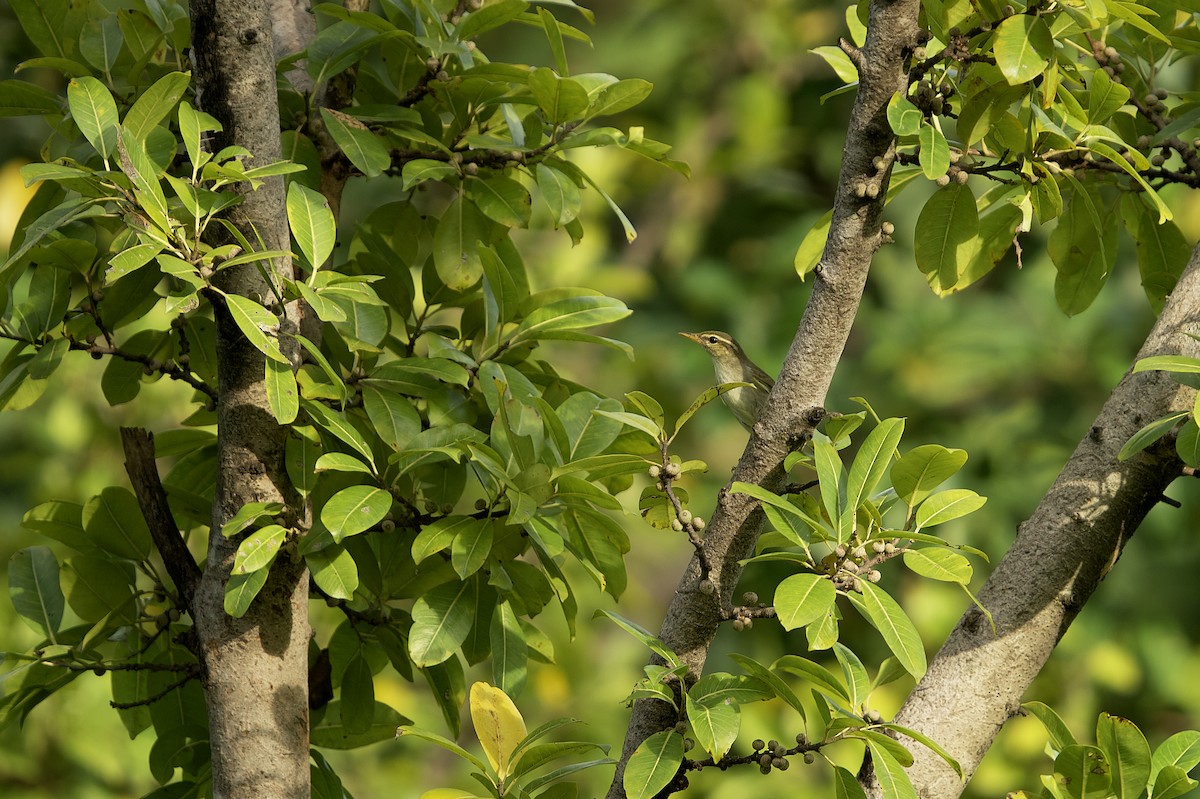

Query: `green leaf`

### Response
(224, 568, 269, 618)
(0, 79, 62, 116)
(847, 581, 926, 677)
(1086, 68, 1130, 125)
(794, 209, 832, 278)
(451, 517, 494, 578)
(512, 295, 630, 343)
(814, 437, 844, 540)
(340, 654, 375, 735)
(535, 162, 581, 227)
(468, 175, 532, 229)
(846, 418, 904, 516)
(902, 548, 972, 584)
(886, 93, 923, 136)
(993, 15, 1053, 85)
(433, 195, 486, 291)
(1050, 186, 1116, 316)
(321, 485, 391, 542)
(834, 765, 869, 799)
(1133, 356, 1200, 375)
(1122, 194, 1190, 313)
(123, 72, 190, 141)
(68, 76, 119, 158)
(222, 293, 287, 363)
(865, 737, 918, 799)
(773, 655, 852, 704)
(221, 501, 284, 538)
(914, 183, 980, 294)
(361, 386, 420, 451)
(316, 701, 413, 750)
(117, 127, 171, 235)
(83, 486, 153, 561)
(891, 445, 968, 508)
(456, 0, 529, 38)
(685, 690, 739, 761)
(401, 158, 457, 190)
(1024, 701, 1077, 754)
(409, 579, 476, 667)
(1177, 420, 1200, 468)
(1151, 731, 1200, 783)
(9, 546, 64, 637)
(915, 488, 986, 530)
(320, 107, 391, 178)
(490, 601, 528, 697)
(588, 78, 653, 118)
(307, 543, 358, 600)
(529, 67, 589, 123)
(773, 573, 837, 631)
(1097, 713, 1150, 799)
(1119, 411, 1188, 461)
(265, 358, 299, 424)
(1055, 744, 1111, 799)
(918, 123, 950, 180)
(287, 182, 336, 270)
(624, 731, 684, 799)
(1151, 765, 1197, 799)
(232, 524, 287, 574)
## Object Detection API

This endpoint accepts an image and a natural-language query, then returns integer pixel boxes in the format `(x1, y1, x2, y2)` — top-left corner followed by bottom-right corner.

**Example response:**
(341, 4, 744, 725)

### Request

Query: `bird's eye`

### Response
(706, 336, 719, 344)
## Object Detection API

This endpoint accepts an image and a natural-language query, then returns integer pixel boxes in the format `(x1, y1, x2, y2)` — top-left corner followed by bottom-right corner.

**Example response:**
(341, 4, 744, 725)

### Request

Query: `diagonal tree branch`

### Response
(606, 0, 925, 795)
(869, 241, 1200, 798)
(120, 427, 202, 612)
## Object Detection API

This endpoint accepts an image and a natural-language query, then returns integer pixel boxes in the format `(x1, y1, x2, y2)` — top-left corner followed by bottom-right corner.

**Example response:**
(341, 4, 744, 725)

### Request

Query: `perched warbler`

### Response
(680, 331, 774, 431)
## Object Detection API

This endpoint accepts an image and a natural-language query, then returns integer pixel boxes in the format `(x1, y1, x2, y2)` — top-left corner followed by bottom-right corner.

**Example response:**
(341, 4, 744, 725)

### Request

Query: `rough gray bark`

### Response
(868, 241, 1200, 798)
(605, 1, 925, 796)
(188, 2, 311, 797)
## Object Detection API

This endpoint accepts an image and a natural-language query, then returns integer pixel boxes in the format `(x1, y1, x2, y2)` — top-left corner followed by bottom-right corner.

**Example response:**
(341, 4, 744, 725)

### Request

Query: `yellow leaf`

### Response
(470, 681, 527, 779)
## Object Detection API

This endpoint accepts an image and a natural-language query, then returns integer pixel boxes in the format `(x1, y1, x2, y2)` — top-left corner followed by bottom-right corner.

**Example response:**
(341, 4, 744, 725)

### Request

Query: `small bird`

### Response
(680, 331, 775, 431)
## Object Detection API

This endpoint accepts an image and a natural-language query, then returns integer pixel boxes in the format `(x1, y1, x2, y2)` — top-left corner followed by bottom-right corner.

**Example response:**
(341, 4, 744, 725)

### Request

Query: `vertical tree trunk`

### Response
(188, 2, 311, 796)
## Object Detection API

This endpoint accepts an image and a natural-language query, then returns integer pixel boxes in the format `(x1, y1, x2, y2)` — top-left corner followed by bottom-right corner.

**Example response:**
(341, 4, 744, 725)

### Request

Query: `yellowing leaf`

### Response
(469, 681, 526, 779)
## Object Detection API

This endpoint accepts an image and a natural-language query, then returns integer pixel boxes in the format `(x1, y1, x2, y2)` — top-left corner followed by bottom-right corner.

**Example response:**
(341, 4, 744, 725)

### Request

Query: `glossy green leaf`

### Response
(774, 573, 837, 631)
(287, 182, 336, 270)
(83, 486, 153, 561)
(0, 79, 62, 116)
(232, 524, 287, 574)
(265, 358, 299, 424)
(1151, 765, 1196, 799)
(315, 701, 413, 750)
(224, 568, 269, 618)
(914, 488, 986, 530)
(535, 162, 581, 227)
(306, 542, 358, 599)
(865, 736, 918, 799)
(490, 601, 528, 697)
(529, 67, 589, 123)
(1151, 731, 1200, 784)
(68, 76, 119, 158)
(1024, 701, 1077, 754)
(340, 654, 375, 735)
(1049, 187, 1116, 316)
(9, 546, 64, 636)
(902, 548, 972, 584)
(468, 175, 532, 228)
(685, 690, 739, 761)
(1118, 411, 1188, 461)
(847, 581, 926, 677)
(301, 398, 376, 466)
(589, 78, 652, 118)
(321, 485, 391, 542)
(409, 579, 476, 667)
(994, 15, 1053, 85)
(914, 183, 979, 293)
(222, 293, 287, 363)
(623, 731, 684, 799)
(886, 93, 922, 137)
(320, 107, 391, 177)
(1097, 713, 1150, 799)
(891, 444, 968, 508)
(846, 417, 904, 516)
(433, 195, 486, 291)
(918, 123, 950, 180)
(123, 72, 190, 140)
(1055, 744, 1111, 799)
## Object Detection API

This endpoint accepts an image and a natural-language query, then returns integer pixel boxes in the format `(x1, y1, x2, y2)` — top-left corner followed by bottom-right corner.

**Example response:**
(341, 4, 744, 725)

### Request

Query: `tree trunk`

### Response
(188, 2, 311, 796)
(869, 242, 1200, 798)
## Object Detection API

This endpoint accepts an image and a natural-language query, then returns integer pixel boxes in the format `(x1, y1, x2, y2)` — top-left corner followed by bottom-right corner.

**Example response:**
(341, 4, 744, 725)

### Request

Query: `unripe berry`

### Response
(699, 579, 714, 594)
(936, 174, 951, 187)
(1155, 87, 1168, 100)
(648, 464, 661, 478)
(742, 591, 758, 605)
(753, 739, 765, 750)
(664, 462, 681, 478)
(804, 752, 816, 764)
(436, 70, 449, 81)
(955, 169, 969, 184)
(693, 517, 706, 530)
(733, 619, 746, 632)
(774, 757, 789, 771)
(381, 519, 395, 532)
(671, 519, 684, 532)
(679, 509, 693, 524)
(869, 570, 882, 582)
(881, 221, 895, 236)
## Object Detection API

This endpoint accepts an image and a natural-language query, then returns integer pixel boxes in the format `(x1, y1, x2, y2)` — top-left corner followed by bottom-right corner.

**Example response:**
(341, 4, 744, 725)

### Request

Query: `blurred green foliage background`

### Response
(2, 1, 1199, 797)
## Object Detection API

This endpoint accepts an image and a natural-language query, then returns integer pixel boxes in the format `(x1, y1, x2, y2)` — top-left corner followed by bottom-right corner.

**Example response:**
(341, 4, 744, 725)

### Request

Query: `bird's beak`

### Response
(679, 332, 701, 344)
